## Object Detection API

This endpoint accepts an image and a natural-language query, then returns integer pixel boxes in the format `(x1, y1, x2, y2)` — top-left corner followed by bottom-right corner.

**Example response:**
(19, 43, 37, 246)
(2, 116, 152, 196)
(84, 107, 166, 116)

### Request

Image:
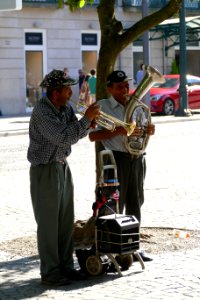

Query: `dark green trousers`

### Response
(112, 151, 146, 223)
(30, 161, 74, 277)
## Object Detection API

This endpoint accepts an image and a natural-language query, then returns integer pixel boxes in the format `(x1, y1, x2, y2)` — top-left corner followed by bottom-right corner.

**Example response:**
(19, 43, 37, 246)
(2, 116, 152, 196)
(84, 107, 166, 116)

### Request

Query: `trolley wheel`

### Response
(116, 254, 133, 271)
(75, 247, 96, 274)
(86, 255, 103, 276)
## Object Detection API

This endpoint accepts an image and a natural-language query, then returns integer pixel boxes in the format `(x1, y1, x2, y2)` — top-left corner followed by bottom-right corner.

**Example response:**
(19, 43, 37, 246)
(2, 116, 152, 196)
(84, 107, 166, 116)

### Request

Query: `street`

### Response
(0, 116, 200, 299)
(0, 117, 200, 242)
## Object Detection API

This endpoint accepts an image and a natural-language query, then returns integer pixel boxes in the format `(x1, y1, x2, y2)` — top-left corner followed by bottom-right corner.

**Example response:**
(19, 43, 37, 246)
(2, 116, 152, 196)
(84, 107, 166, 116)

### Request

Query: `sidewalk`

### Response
(1, 249, 199, 300)
(0, 115, 30, 137)
(1, 110, 200, 137)
(1, 112, 200, 299)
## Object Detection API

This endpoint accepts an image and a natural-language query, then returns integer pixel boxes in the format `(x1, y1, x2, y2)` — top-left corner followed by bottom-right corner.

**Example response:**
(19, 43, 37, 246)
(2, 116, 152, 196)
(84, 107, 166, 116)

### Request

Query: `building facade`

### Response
(0, 0, 199, 115)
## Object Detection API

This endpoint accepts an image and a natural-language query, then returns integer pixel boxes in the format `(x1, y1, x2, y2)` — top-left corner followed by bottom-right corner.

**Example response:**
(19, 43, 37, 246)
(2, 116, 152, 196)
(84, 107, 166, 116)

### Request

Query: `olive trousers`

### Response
(30, 161, 74, 277)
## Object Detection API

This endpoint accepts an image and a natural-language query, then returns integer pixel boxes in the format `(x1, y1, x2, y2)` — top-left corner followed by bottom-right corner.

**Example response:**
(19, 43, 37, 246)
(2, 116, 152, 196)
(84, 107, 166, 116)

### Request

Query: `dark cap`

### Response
(40, 69, 78, 88)
(106, 70, 132, 86)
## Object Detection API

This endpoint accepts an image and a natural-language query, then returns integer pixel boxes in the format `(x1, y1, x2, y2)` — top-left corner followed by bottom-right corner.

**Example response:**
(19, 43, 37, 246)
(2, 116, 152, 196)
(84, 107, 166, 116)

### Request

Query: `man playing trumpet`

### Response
(27, 69, 100, 286)
(89, 70, 155, 262)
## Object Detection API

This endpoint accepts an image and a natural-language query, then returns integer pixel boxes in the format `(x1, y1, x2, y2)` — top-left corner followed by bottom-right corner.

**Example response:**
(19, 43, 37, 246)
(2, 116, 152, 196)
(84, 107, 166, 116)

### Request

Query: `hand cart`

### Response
(74, 150, 145, 276)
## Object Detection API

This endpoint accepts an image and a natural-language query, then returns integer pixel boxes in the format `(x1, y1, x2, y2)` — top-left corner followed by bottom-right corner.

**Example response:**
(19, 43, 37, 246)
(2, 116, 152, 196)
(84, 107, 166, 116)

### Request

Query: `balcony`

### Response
(122, 0, 166, 9)
(122, 0, 200, 11)
(85, 0, 100, 6)
(23, 0, 101, 8)
(23, 0, 58, 8)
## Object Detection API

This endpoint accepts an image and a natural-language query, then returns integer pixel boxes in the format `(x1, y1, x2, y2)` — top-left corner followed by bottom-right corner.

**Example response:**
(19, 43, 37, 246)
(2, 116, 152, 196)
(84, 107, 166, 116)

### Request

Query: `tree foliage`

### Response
(61, 0, 183, 99)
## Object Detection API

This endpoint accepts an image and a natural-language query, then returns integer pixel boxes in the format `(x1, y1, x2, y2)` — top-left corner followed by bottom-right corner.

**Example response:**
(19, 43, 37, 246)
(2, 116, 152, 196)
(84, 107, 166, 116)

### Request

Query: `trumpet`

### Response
(76, 102, 135, 136)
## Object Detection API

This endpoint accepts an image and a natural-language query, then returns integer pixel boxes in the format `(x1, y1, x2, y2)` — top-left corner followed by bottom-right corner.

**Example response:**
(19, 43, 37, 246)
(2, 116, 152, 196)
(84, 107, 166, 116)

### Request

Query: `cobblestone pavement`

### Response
(0, 113, 200, 299)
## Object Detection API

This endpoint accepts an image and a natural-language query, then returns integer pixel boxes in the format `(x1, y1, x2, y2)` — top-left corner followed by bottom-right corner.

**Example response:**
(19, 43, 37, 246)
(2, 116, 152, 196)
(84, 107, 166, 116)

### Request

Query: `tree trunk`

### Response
(96, 0, 183, 101)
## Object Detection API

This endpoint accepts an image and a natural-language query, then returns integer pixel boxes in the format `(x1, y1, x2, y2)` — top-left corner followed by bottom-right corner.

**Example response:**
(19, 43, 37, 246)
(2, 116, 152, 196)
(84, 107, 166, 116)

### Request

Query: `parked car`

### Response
(130, 74, 200, 115)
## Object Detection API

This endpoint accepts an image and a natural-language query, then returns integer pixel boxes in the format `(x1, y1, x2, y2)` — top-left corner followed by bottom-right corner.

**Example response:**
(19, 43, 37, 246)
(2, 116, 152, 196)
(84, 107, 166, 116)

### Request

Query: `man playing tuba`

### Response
(89, 70, 155, 262)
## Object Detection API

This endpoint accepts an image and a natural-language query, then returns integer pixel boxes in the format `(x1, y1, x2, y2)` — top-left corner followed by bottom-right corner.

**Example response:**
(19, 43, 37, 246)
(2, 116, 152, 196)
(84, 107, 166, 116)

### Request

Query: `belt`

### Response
(31, 160, 66, 167)
(56, 160, 66, 165)
(112, 151, 145, 160)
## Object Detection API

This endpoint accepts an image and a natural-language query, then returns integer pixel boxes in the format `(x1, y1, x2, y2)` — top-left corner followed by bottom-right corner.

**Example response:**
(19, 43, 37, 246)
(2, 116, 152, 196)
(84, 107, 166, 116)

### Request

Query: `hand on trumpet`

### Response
(84, 103, 100, 128)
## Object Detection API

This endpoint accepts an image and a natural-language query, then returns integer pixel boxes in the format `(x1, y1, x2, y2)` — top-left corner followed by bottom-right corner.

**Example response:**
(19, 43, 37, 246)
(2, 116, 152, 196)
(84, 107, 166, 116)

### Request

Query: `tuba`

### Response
(124, 65, 165, 157)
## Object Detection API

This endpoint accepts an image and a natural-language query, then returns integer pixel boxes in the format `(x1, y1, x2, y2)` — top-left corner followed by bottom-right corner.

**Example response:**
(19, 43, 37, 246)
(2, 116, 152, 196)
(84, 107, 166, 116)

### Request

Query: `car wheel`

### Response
(162, 99, 175, 115)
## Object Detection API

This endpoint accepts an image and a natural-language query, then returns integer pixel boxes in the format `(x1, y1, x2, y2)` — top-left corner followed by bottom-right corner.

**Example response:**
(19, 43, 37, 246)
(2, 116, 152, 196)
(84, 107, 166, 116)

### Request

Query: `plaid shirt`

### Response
(27, 97, 90, 166)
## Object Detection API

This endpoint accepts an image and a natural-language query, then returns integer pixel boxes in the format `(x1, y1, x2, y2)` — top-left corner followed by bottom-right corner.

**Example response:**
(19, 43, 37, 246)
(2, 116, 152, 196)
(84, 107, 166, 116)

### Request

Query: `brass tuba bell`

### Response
(124, 65, 165, 157)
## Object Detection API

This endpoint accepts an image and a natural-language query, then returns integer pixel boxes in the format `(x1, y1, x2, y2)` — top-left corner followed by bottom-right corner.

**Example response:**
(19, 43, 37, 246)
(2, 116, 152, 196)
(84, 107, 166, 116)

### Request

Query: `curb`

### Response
(0, 113, 200, 137)
(0, 130, 28, 137)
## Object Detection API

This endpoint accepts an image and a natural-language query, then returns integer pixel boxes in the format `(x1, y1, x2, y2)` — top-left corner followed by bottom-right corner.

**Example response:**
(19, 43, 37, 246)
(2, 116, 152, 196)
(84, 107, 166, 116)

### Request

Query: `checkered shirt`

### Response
(27, 97, 90, 165)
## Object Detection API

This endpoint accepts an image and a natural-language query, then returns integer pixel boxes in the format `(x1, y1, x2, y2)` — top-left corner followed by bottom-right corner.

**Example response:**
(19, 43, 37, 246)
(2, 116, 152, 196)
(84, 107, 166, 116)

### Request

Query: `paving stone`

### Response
(0, 115, 200, 299)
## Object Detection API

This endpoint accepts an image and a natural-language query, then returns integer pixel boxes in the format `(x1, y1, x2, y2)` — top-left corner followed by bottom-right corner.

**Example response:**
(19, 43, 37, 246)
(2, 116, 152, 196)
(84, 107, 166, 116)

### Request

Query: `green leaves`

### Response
(80, 0, 86, 8)
(63, 0, 95, 11)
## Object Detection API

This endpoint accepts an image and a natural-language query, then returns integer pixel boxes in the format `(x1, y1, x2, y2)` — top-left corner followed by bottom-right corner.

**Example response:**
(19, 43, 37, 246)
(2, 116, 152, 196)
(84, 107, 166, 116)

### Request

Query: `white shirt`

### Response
(95, 96, 128, 153)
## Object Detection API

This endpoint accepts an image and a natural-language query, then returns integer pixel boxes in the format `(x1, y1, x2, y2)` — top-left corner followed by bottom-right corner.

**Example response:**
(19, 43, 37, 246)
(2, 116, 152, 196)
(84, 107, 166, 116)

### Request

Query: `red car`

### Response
(131, 74, 200, 115)
(150, 74, 200, 115)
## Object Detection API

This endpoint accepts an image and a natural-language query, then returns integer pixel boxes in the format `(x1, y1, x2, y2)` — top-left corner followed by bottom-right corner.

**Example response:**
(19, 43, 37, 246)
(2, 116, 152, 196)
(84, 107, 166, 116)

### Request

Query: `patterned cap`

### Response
(40, 69, 78, 88)
(106, 70, 132, 86)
